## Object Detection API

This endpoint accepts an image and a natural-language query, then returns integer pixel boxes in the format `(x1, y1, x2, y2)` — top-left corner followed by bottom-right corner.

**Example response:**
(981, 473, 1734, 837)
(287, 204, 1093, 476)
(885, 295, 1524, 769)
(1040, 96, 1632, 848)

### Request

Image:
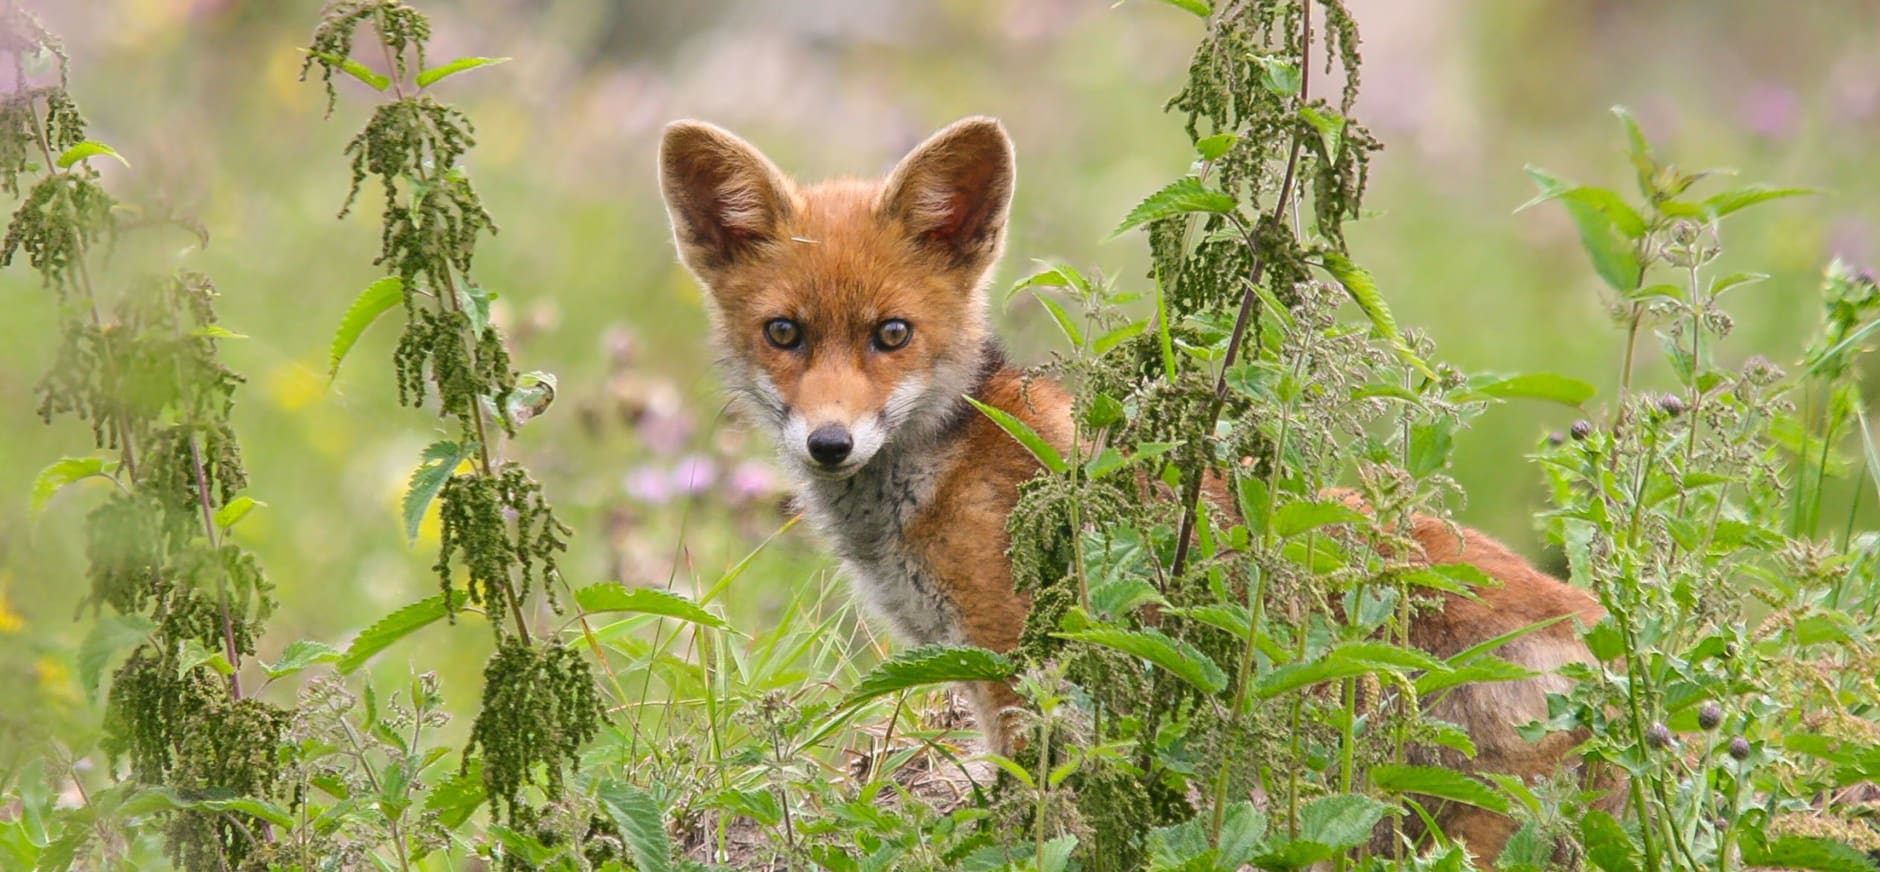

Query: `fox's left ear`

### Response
(879, 117, 1015, 275)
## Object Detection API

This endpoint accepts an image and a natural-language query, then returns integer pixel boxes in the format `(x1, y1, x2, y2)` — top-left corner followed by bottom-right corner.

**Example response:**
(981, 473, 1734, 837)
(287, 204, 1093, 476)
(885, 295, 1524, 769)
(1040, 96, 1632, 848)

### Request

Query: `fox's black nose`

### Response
(807, 425, 853, 465)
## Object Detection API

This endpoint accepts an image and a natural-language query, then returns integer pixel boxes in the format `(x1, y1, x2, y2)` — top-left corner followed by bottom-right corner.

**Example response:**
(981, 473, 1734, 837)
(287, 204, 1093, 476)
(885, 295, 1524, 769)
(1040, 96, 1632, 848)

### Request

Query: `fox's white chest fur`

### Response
(796, 443, 962, 646)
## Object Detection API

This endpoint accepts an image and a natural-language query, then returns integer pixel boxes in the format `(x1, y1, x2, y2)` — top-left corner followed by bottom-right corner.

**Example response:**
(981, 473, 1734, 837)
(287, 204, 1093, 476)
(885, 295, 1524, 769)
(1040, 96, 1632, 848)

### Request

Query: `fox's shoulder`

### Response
(963, 363, 1075, 462)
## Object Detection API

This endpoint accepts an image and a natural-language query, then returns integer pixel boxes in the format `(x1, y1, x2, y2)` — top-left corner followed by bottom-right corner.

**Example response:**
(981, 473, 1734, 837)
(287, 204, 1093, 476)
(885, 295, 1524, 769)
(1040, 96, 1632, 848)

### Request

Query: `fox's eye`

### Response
(873, 319, 912, 351)
(764, 318, 801, 349)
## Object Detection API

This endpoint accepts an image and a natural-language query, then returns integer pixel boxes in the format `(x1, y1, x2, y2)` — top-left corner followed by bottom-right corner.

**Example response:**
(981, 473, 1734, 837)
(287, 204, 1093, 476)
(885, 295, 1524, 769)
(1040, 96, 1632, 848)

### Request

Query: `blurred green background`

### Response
(3, 0, 1876, 748)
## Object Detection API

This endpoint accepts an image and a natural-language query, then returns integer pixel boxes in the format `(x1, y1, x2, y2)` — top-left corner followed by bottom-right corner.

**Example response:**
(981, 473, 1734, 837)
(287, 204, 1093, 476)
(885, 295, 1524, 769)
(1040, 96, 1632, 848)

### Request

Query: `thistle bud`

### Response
(1646, 722, 1673, 749)
(1658, 393, 1687, 418)
(1728, 737, 1751, 761)
(1546, 431, 1565, 447)
(1698, 703, 1722, 731)
(1570, 419, 1594, 441)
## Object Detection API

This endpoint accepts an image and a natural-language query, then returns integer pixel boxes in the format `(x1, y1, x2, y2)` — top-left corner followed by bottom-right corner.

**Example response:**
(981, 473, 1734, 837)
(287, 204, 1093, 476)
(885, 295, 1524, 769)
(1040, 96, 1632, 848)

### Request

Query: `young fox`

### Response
(658, 117, 1604, 860)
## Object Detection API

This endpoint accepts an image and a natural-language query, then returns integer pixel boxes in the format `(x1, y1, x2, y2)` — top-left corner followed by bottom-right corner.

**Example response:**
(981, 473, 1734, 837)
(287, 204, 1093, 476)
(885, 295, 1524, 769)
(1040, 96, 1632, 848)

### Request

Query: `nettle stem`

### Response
(1168, 0, 1312, 587)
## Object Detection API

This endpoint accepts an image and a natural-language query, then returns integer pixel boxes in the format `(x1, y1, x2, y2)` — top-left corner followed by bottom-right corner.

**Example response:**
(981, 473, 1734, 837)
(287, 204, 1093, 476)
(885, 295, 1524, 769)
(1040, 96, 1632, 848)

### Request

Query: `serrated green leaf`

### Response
(1195, 132, 1236, 160)
(1271, 499, 1366, 538)
(337, 592, 459, 674)
(574, 584, 727, 629)
(191, 324, 247, 339)
(596, 781, 675, 872)
(1111, 176, 1237, 238)
(1318, 252, 1424, 377)
(1371, 764, 1510, 813)
(1472, 372, 1597, 407)
(329, 276, 403, 379)
(1056, 627, 1226, 693)
(1579, 810, 1640, 872)
(965, 396, 1066, 474)
(416, 56, 511, 89)
(1032, 291, 1083, 349)
(1093, 319, 1149, 355)
(845, 645, 1015, 706)
(1250, 54, 1300, 96)
(1522, 167, 1642, 291)
(177, 638, 234, 676)
(402, 440, 468, 542)
(261, 640, 341, 680)
(78, 614, 155, 698)
(1298, 793, 1387, 851)
(1085, 440, 1179, 480)
(301, 48, 390, 91)
(212, 496, 264, 529)
(1256, 640, 1444, 699)
(30, 456, 111, 515)
(427, 761, 485, 829)
(55, 140, 128, 170)
(1703, 185, 1818, 219)
(1300, 106, 1345, 159)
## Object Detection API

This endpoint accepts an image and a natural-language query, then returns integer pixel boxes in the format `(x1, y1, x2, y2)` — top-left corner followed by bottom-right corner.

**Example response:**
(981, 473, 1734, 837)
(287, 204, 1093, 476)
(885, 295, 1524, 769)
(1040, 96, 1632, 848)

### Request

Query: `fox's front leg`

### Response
(907, 472, 1035, 755)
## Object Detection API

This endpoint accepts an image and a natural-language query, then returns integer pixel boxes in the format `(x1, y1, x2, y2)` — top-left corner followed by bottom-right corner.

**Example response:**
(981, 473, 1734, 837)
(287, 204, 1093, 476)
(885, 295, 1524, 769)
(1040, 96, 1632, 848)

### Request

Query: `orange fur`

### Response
(659, 117, 1604, 867)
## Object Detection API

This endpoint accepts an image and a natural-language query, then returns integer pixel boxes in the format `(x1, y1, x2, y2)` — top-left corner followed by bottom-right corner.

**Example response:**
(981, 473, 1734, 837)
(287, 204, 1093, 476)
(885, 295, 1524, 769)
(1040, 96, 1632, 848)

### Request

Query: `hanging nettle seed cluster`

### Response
(2, 8, 289, 869)
(300, 0, 602, 853)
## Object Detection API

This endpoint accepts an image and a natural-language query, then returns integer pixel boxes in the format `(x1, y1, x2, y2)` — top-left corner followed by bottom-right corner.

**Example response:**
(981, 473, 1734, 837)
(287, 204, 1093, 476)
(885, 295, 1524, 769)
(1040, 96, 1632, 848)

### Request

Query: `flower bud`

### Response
(1570, 419, 1594, 441)
(1646, 722, 1673, 749)
(1728, 737, 1751, 761)
(1698, 703, 1722, 731)
(1658, 393, 1687, 418)
(1546, 431, 1565, 447)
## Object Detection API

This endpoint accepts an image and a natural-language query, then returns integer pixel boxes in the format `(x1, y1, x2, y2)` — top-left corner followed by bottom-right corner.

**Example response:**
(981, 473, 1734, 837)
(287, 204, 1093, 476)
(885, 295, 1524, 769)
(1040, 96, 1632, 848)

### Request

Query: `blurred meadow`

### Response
(4, 0, 1879, 777)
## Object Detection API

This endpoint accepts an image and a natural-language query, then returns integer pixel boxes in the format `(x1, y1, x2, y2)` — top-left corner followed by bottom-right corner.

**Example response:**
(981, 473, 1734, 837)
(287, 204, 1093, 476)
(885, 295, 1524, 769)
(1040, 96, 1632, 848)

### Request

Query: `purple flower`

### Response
(671, 455, 718, 496)
(728, 459, 777, 503)
(625, 465, 675, 505)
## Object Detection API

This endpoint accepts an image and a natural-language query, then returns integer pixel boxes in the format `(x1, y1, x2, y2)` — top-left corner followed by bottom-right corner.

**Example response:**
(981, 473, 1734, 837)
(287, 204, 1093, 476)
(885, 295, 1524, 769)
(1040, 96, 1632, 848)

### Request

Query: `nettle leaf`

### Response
(1295, 793, 1388, 852)
(1032, 291, 1084, 349)
(427, 761, 486, 829)
(302, 48, 390, 91)
(596, 780, 675, 872)
(177, 638, 234, 676)
(1256, 640, 1443, 699)
(198, 796, 295, 829)
(1371, 764, 1509, 814)
(1196, 132, 1237, 160)
(845, 645, 1016, 706)
(1111, 176, 1237, 237)
(1739, 836, 1878, 872)
(337, 592, 461, 674)
(1008, 261, 1093, 302)
(30, 456, 113, 515)
(261, 640, 341, 680)
(965, 396, 1067, 474)
(403, 440, 470, 542)
(1085, 441, 1179, 480)
(1316, 252, 1431, 376)
(329, 276, 403, 379)
(1250, 54, 1301, 96)
(1471, 372, 1597, 407)
(1702, 185, 1818, 220)
(1580, 810, 1641, 872)
(503, 370, 557, 428)
(1271, 499, 1365, 538)
(1521, 167, 1643, 292)
(1056, 627, 1227, 694)
(573, 584, 727, 630)
(416, 56, 512, 89)
(78, 614, 155, 698)
(1300, 105, 1345, 159)
(55, 140, 128, 170)
(212, 496, 264, 529)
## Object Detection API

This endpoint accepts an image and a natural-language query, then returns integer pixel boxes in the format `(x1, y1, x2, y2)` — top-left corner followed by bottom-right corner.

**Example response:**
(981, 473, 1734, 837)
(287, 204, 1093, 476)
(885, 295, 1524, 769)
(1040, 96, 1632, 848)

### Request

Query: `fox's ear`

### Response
(659, 120, 794, 279)
(879, 117, 1014, 274)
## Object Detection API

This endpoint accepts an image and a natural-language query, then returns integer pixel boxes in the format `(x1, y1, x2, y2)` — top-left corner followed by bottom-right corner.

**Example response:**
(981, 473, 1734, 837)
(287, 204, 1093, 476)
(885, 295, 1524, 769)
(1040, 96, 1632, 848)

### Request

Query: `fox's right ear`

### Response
(659, 121, 793, 280)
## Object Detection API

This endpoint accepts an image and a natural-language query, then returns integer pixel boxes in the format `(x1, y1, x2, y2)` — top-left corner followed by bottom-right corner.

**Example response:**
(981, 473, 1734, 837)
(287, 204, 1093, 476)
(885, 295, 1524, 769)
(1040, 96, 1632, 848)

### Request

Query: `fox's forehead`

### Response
(720, 177, 970, 324)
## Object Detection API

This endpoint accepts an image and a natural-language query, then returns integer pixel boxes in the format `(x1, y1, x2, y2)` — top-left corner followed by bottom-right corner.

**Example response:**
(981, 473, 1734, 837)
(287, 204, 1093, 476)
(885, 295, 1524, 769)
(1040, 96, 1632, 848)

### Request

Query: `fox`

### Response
(657, 115, 1607, 863)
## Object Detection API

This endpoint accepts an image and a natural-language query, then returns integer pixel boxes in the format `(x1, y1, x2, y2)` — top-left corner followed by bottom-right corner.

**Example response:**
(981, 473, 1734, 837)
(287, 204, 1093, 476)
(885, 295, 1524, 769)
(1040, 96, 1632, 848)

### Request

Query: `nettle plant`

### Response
(880, 1, 1609, 870)
(1519, 114, 1880, 871)
(0, 9, 298, 871)
(300, 2, 624, 868)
